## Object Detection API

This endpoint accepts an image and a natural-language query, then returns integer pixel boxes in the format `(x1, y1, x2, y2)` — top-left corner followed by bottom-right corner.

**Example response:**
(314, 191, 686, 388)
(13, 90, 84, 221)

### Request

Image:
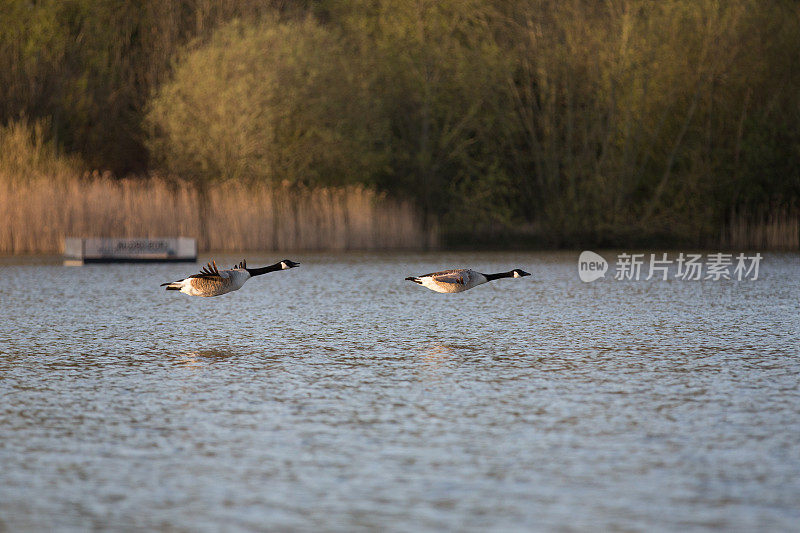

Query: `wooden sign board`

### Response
(64, 237, 197, 265)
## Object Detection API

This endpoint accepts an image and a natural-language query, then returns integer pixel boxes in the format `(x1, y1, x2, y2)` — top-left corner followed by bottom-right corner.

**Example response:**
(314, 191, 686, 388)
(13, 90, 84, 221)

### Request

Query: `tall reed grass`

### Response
(721, 207, 799, 250)
(0, 175, 435, 254)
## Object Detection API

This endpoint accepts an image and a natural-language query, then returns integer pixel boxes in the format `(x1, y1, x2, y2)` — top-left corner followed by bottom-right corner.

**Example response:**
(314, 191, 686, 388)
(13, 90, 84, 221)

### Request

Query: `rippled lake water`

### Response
(1, 251, 798, 531)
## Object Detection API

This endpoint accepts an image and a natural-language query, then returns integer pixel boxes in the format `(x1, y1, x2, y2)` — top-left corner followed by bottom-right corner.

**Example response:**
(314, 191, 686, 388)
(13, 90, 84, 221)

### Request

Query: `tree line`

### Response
(2, 0, 798, 247)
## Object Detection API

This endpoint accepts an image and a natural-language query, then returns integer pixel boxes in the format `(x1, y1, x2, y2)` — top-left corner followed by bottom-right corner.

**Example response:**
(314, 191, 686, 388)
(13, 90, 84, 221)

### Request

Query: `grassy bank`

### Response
(1, 170, 794, 253)
(0, 119, 795, 253)
(0, 175, 434, 254)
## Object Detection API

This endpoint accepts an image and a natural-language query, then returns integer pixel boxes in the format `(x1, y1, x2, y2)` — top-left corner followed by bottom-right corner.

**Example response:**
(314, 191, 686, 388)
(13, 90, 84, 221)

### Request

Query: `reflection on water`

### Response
(175, 348, 240, 367)
(0, 251, 798, 531)
(419, 341, 458, 365)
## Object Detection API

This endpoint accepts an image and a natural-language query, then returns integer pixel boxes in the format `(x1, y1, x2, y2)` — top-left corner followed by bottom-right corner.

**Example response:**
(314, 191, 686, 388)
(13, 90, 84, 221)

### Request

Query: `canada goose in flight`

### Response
(161, 259, 299, 297)
(405, 268, 530, 293)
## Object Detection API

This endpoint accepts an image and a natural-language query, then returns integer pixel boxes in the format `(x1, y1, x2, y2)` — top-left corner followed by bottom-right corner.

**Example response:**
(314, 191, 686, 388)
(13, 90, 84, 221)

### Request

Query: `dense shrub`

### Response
(146, 16, 388, 188)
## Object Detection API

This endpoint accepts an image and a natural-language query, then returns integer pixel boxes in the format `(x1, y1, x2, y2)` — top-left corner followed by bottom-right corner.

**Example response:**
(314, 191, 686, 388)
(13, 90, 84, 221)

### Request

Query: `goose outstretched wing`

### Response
(189, 260, 225, 280)
(428, 270, 468, 285)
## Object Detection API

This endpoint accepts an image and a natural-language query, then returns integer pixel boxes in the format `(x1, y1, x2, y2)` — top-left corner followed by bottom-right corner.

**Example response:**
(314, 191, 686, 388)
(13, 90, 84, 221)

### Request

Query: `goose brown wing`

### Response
(428, 270, 468, 285)
(189, 260, 224, 280)
(421, 269, 466, 278)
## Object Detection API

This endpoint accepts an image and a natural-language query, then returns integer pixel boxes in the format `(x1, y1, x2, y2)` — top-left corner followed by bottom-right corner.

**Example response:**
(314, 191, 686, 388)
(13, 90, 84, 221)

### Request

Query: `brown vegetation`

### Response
(721, 207, 799, 251)
(0, 175, 433, 254)
(0, 119, 433, 254)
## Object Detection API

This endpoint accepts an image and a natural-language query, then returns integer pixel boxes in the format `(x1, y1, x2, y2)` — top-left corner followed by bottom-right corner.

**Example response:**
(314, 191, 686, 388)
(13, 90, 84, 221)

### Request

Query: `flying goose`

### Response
(405, 268, 530, 293)
(161, 259, 299, 297)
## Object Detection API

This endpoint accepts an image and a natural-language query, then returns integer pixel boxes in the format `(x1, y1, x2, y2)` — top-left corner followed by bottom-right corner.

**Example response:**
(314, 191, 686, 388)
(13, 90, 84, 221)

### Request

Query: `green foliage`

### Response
(0, 0, 283, 173)
(490, 0, 800, 245)
(0, 119, 81, 182)
(355, 0, 513, 225)
(146, 16, 388, 187)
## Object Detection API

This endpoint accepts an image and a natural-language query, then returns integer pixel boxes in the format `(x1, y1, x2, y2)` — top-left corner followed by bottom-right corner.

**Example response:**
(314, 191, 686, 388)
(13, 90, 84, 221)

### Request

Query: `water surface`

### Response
(1, 252, 798, 531)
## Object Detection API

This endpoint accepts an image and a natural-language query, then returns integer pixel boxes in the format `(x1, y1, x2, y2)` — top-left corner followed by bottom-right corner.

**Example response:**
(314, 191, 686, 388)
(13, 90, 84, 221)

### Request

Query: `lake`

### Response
(1, 251, 798, 531)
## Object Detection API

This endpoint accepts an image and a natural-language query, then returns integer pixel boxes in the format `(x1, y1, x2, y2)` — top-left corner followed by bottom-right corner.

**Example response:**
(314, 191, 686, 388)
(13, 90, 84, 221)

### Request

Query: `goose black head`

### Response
(280, 259, 300, 269)
(512, 269, 531, 278)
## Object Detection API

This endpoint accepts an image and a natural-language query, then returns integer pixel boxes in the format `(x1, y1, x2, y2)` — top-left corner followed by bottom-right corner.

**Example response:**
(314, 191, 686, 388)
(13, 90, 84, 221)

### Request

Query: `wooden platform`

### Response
(64, 237, 197, 265)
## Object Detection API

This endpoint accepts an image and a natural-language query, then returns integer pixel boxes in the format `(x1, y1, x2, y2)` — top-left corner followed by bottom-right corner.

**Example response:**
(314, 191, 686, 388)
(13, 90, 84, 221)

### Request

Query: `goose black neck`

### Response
(246, 262, 282, 277)
(484, 271, 514, 282)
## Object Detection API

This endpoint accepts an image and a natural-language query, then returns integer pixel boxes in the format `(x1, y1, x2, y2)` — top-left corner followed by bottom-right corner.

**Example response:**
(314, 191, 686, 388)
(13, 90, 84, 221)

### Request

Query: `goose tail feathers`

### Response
(405, 276, 422, 284)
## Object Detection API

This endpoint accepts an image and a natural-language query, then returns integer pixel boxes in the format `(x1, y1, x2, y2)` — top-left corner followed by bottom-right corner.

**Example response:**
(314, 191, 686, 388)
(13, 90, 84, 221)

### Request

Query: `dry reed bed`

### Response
(721, 208, 799, 250)
(0, 177, 435, 253)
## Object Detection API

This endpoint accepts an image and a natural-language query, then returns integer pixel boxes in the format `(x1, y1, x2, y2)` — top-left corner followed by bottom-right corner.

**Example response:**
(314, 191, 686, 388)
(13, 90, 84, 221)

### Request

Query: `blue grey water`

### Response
(0, 251, 798, 532)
